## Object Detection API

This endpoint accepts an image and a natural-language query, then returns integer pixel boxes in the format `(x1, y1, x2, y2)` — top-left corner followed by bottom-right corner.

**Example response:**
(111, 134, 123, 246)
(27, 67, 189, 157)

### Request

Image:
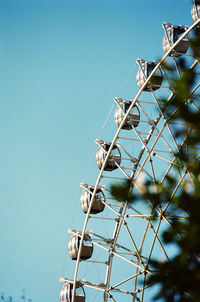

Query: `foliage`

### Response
(110, 28, 200, 301)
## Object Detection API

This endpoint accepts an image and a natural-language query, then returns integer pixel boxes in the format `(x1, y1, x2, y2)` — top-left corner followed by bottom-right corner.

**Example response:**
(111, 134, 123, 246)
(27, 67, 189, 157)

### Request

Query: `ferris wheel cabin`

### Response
(114, 99, 140, 130)
(191, 0, 200, 22)
(162, 23, 189, 57)
(96, 141, 121, 171)
(80, 186, 105, 214)
(60, 283, 85, 302)
(136, 59, 162, 91)
(68, 234, 93, 261)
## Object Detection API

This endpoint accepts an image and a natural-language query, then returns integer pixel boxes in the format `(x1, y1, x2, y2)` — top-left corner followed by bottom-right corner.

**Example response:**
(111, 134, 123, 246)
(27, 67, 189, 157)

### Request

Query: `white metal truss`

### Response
(61, 16, 200, 302)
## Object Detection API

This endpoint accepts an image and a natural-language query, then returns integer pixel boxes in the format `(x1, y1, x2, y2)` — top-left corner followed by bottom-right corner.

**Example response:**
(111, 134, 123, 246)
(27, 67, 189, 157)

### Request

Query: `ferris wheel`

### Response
(60, 2, 200, 302)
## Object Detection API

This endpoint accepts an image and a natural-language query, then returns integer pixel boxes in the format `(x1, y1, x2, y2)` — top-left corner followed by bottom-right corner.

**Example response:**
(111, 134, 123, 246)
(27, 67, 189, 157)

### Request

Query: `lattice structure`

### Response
(60, 3, 200, 302)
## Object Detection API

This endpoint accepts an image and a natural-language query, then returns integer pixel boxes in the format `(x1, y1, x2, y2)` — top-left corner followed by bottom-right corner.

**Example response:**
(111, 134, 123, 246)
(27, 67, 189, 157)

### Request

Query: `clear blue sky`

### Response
(0, 0, 193, 301)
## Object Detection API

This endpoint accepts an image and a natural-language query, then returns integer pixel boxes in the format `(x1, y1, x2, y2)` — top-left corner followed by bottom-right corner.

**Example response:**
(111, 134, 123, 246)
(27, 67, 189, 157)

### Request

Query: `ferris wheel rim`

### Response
(67, 17, 200, 302)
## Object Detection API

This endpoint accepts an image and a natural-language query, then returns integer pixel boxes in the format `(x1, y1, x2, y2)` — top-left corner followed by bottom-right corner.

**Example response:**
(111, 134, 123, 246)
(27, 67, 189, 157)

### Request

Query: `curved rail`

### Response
(71, 17, 200, 302)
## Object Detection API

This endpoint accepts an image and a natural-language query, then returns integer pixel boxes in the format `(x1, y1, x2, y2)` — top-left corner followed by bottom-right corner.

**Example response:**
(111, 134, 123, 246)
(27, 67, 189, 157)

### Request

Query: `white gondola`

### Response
(68, 234, 93, 260)
(162, 23, 189, 57)
(96, 141, 121, 171)
(114, 99, 140, 130)
(60, 283, 85, 302)
(80, 186, 105, 214)
(136, 59, 162, 91)
(191, 0, 200, 22)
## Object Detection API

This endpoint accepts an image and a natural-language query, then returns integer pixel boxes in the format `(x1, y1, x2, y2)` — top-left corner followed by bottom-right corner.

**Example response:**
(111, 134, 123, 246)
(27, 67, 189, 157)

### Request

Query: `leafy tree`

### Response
(110, 28, 200, 301)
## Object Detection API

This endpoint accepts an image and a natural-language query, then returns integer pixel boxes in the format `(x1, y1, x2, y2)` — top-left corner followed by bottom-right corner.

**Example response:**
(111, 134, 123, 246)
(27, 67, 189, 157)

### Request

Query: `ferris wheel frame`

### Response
(62, 16, 200, 302)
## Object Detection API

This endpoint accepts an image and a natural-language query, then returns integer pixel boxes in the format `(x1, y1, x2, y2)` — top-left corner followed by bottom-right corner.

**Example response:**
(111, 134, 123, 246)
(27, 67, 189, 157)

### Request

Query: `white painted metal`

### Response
(61, 17, 200, 302)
